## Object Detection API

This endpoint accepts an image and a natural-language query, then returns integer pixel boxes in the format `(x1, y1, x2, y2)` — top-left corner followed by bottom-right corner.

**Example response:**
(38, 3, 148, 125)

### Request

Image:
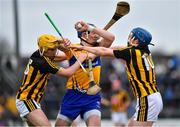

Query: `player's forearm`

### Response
(58, 60, 82, 77)
(110, 45, 127, 50)
(93, 28, 115, 43)
(64, 62, 81, 77)
(81, 46, 102, 56)
(82, 46, 112, 57)
(93, 27, 115, 47)
(57, 55, 86, 77)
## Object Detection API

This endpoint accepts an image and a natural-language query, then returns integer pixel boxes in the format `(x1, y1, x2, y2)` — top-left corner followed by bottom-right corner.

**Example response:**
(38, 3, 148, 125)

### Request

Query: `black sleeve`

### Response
(113, 48, 131, 63)
(31, 57, 59, 74)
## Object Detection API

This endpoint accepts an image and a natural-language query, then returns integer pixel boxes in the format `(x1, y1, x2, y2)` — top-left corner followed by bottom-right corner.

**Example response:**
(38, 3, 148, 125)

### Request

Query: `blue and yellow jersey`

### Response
(16, 50, 59, 103)
(65, 44, 101, 90)
(113, 46, 158, 98)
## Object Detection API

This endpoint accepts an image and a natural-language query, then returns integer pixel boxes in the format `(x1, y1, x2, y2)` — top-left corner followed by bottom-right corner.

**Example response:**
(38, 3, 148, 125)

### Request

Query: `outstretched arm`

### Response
(56, 53, 87, 77)
(110, 45, 127, 50)
(70, 45, 114, 57)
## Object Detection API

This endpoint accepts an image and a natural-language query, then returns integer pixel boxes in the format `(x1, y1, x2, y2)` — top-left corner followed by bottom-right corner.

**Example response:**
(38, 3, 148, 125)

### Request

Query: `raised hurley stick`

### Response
(104, 1, 130, 30)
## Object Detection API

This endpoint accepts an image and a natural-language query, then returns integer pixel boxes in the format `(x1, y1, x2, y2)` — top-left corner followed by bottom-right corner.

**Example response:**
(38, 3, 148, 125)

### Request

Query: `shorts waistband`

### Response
(68, 88, 87, 94)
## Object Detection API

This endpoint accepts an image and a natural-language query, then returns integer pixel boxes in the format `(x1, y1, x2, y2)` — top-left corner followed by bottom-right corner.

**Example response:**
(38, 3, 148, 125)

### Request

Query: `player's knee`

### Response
(86, 115, 101, 126)
(55, 118, 69, 127)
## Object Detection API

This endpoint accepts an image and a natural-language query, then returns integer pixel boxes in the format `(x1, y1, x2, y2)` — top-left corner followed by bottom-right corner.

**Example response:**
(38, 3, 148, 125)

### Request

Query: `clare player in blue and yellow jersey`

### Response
(70, 27, 163, 127)
(54, 21, 115, 126)
(15, 34, 87, 126)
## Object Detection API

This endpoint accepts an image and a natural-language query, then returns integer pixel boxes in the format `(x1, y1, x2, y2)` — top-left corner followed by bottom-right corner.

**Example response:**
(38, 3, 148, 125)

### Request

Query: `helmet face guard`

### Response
(77, 23, 100, 46)
(131, 27, 153, 47)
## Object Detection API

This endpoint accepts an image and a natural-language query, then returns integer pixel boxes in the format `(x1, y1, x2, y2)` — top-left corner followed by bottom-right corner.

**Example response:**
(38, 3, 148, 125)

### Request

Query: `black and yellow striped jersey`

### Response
(16, 50, 59, 103)
(111, 90, 130, 112)
(113, 46, 158, 98)
(65, 44, 101, 90)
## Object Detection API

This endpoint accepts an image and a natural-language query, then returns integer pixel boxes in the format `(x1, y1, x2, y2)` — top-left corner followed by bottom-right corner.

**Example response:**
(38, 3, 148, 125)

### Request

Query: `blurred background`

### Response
(0, 0, 180, 126)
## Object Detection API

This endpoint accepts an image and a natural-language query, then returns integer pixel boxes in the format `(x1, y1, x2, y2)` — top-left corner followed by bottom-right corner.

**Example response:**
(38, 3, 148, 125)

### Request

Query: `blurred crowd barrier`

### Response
(0, 51, 180, 126)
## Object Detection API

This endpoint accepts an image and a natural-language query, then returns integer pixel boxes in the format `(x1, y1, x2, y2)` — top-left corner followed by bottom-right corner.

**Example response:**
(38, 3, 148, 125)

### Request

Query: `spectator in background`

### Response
(110, 79, 130, 127)
(167, 55, 179, 71)
(101, 79, 130, 127)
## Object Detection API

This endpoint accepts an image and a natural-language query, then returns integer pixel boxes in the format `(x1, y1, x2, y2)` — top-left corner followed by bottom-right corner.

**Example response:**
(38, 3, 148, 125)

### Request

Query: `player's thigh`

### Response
(26, 109, 51, 126)
(128, 118, 153, 127)
(16, 99, 50, 126)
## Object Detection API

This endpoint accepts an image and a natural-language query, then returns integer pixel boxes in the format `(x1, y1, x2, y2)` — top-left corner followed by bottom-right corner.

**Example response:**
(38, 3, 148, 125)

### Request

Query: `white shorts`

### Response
(133, 92, 163, 122)
(16, 99, 41, 120)
(111, 112, 128, 124)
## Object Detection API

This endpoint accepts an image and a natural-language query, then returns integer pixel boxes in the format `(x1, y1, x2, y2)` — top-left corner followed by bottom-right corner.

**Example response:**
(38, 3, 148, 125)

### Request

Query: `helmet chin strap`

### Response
(39, 48, 45, 56)
(79, 37, 99, 47)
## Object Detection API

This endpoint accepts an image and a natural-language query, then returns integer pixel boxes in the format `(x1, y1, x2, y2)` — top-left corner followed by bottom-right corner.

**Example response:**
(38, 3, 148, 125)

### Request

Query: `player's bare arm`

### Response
(56, 53, 87, 77)
(70, 45, 114, 57)
(110, 45, 127, 50)
(92, 27, 115, 47)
